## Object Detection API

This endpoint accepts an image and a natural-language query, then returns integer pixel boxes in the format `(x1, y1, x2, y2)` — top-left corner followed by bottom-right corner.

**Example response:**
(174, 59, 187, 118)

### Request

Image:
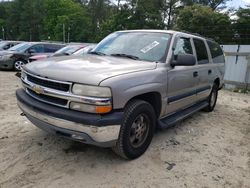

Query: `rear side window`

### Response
(193, 39, 209, 64)
(174, 37, 193, 56)
(44, 44, 64, 53)
(207, 41, 224, 63)
(30, 44, 44, 53)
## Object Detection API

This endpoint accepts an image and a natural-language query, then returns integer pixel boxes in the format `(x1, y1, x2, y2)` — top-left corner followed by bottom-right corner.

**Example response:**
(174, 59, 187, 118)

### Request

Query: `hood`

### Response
(24, 55, 157, 85)
(0, 50, 16, 55)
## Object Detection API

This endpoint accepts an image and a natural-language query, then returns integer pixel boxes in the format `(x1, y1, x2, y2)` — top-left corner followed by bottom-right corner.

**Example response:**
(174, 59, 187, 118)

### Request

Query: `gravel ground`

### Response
(0, 71, 250, 188)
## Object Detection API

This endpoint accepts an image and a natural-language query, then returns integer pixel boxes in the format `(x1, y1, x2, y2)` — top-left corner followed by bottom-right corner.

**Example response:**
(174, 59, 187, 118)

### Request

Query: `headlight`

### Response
(72, 84, 111, 98)
(71, 84, 112, 114)
(1, 54, 13, 60)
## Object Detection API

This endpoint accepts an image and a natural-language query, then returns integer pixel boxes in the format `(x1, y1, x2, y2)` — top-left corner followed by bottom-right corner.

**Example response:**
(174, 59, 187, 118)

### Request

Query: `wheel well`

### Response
(214, 78, 220, 87)
(128, 92, 162, 118)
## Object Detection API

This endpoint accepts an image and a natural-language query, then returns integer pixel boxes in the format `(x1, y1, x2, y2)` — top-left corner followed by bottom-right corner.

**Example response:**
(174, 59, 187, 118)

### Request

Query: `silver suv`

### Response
(16, 30, 225, 159)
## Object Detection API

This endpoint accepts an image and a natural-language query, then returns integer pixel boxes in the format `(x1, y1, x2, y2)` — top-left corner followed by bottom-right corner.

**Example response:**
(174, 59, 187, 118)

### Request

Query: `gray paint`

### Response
(23, 30, 225, 117)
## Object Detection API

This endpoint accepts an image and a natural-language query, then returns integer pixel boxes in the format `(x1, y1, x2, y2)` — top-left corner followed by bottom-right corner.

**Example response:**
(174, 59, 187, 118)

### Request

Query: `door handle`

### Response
(193, 71, 198, 77)
(208, 70, 212, 74)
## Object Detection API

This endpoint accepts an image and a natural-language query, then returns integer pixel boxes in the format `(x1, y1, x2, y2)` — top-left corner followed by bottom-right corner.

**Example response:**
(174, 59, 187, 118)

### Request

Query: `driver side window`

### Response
(29, 44, 44, 53)
(174, 37, 193, 60)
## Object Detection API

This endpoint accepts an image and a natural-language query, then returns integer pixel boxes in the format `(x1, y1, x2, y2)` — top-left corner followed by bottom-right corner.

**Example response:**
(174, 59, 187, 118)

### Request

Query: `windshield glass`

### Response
(55, 45, 82, 55)
(0, 42, 8, 48)
(93, 32, 171, 62)
(73, 45, 96, 55)
(8, 43, 32, 52)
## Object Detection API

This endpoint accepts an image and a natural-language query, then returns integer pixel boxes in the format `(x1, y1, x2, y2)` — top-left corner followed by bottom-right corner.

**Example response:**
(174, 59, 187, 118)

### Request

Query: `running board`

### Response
(158, 101, 209, 129)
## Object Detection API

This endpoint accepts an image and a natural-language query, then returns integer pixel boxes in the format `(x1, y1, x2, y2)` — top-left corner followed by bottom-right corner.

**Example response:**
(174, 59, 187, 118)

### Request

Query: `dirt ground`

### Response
(0, 71, 250, 188)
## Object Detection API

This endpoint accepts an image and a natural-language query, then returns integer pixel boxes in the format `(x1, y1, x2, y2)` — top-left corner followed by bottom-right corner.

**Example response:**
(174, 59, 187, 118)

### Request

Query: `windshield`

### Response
(0, 42, 8, 48)
(55, 45, 82, 55)
(93, 32, 171, 62)
(8, 43, 32, 52)
(73, 45, 96, 55)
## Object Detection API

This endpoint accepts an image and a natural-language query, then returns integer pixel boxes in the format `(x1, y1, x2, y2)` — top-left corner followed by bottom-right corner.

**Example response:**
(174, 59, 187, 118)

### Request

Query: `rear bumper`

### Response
(16, 89, 123, 147)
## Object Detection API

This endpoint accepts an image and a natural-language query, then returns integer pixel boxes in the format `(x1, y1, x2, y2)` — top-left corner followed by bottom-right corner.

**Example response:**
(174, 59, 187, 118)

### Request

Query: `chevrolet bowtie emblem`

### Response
(32, 85, 44, 94)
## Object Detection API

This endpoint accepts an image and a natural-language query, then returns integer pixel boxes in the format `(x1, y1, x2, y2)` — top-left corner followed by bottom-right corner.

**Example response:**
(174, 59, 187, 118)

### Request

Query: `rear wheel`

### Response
(112, 100, 156, 159)
(203, 83, 218, 112)
(14, 60, 26, 71)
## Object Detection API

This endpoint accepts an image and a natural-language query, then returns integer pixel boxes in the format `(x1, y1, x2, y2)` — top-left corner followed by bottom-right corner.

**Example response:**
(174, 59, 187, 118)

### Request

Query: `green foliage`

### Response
(176, 5, 233, 43)
(233, 7, 250, 44)
(44, 0, 91, 42)
(0, 0, 249, 45)
(181, 0, 230, 10)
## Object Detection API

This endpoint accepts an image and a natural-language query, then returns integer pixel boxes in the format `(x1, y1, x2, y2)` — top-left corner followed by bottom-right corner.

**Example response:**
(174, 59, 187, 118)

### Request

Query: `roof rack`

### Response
(181, 30, 215, 41)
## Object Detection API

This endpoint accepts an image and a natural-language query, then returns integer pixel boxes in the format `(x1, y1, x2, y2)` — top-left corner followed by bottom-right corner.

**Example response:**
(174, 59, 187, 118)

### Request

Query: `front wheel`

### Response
(203, 84, 218, 112)
(14, 60, 26, 71)
(112, 100, 156, 159)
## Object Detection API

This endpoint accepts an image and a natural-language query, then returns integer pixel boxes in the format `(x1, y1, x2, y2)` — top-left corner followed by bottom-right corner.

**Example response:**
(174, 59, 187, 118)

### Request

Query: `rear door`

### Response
(166, 36, 199, 114)
(193, 38, 212, 101)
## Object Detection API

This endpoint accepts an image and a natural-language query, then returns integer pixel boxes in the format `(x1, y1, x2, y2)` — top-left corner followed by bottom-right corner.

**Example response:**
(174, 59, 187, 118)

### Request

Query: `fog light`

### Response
(71, 134, 85, 140)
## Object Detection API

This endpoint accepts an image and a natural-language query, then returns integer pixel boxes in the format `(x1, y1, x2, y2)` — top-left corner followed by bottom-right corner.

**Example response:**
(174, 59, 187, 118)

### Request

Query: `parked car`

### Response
(72, 44, 96, 56)
(0, 41, 21, 50)
(29, 44, 95, 62)
(16, 30, 225, 159)
(0, 42, 65, 70)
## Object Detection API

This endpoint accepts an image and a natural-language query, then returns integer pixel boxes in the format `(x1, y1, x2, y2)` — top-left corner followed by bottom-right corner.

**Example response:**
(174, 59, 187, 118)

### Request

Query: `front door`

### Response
(166, 36, 199, 115)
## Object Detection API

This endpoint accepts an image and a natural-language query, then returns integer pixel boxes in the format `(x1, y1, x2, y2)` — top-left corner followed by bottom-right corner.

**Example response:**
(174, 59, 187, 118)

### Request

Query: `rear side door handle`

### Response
(208, 70, 212, 74)
(193, 71, 198, 77)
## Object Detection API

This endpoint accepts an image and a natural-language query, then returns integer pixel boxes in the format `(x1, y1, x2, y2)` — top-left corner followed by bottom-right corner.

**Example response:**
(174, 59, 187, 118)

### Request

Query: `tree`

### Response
(181, 0, 231, 10)
(3, 0, 46, 41)
(162, 0, 180, 29)
(176, 4, 233, 43)
(44, 0, 91, 42)
(233, 7, 250, 44)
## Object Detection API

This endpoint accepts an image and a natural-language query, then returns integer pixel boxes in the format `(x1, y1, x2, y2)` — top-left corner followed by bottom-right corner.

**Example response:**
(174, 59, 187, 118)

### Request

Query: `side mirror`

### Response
(171, 54, 196, 67)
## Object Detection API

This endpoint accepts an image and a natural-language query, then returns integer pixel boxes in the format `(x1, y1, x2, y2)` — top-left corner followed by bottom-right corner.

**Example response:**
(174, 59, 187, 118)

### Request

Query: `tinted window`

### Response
(174, 37, 193, 59)
(207, 41, 224, 63)
(44, 44, 64, 53)
(193, 39, 209, 64)
(29, 44, 44, 53)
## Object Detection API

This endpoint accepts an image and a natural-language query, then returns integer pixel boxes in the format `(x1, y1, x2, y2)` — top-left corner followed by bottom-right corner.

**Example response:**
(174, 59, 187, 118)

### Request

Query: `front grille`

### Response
(27, 74, 70, 92)
(27, 88, 68, 106)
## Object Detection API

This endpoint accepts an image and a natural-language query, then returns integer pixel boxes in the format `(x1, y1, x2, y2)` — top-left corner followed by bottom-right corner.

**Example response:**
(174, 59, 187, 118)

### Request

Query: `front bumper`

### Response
(0, 59, 14, 70)
(16, 89, 123, 147)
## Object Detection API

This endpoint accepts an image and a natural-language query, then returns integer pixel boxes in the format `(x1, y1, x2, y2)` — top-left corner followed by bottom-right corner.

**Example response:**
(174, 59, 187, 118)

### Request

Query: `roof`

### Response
(116, 29, 215, 41)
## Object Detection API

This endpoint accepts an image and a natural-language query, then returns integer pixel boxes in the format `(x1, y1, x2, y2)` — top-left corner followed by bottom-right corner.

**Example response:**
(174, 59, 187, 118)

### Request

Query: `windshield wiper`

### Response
(88, 51, 106, 56)
(110, 53, 140, 60)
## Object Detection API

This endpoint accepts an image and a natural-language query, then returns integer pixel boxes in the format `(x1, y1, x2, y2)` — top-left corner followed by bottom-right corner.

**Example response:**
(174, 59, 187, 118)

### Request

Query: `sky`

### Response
(227, 0, 250, 9)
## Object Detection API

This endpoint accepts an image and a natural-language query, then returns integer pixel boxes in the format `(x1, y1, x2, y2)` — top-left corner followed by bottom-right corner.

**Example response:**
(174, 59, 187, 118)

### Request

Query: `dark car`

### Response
(28, 44, 95, 62)
(0, 42, 65, 70)
(0, 41, 21, 50)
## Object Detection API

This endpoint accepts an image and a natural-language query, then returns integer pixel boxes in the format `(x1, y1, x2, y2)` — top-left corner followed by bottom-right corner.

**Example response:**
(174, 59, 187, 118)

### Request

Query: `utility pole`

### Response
(67, 26, 70, 43)
(2, 26, 5, 40)
(63, 23, 65, 43)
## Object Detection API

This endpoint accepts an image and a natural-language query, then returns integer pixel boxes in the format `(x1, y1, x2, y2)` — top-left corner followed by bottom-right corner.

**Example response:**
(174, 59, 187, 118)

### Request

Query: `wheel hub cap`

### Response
(129, 114, 149, 148)
(15, 61, 24, 70)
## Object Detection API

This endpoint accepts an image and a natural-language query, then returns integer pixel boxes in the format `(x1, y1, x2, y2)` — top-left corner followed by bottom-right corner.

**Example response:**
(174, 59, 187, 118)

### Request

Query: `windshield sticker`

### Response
(140, 41, 160, 53)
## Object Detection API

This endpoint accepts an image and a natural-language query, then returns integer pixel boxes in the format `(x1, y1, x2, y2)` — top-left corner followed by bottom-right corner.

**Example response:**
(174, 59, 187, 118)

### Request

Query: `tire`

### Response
(203, 83, 218, 112)
(112, 100, 156, 159)
(14, 60, 26, 71)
